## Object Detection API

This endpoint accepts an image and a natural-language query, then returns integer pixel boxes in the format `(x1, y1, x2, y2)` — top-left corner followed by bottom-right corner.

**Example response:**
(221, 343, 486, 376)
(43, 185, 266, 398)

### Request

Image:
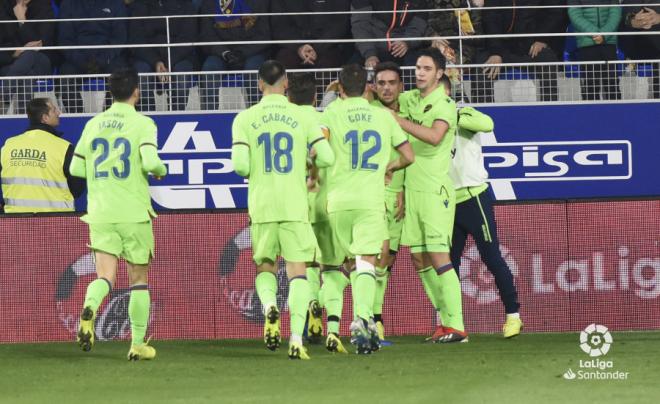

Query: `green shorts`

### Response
(328, 209, 387, 264)
(384, 190, 404, 252)
(250, 221, 317, 265)
(312, 220, 342, 266)
(88, 221, 154, 265)
(401, 188, 455, 253)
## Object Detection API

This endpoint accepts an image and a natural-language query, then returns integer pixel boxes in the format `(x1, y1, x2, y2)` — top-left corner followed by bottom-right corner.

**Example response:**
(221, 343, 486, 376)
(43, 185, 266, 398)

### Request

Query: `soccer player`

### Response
(443, 77, 523, 338)
(286, 72, 325, 345)
(70, 68, 167, 360)
(321, 64, 414, 354)
(392, 48, 467, 343)
(231, 61, 335, 360)
(370, 62, 407, 342)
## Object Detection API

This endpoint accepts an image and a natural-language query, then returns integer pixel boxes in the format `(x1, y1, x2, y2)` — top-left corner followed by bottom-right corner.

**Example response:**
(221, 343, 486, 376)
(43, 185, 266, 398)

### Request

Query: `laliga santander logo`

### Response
(580, 323, 613, 357)
(460, 244, 518, 303)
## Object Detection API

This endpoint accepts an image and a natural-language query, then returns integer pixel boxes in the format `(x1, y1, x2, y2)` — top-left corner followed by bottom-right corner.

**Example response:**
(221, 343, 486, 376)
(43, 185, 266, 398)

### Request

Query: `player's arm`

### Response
(310, 136, 334, 168)
(392, 112, 448, 146)
(140, 122, 167, 177)
(458, 107, 494, 134)
(387, 117, 415, 172)
(231, 115, 250, 177)
(387, 141, 414, 173)
(69, 130, 87, 178)
(309, 119, 334, 169)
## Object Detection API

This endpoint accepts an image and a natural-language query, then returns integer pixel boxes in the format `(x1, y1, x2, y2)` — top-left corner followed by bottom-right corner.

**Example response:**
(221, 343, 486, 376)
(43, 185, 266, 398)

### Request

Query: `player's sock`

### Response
(288, 276, 310, 339)
(306, 266, 321, 302)
(373, 266, 389, 320)
(321, 269, 349, 334)
(255, 272, 278, 313)
(436, 264, 464, 332)
(128, 285, 150, 345)
(349, 270, 358, 317)
(353, 256, 376, 321)
(83, 277, 111, 314)
(418, 267, 450, 325)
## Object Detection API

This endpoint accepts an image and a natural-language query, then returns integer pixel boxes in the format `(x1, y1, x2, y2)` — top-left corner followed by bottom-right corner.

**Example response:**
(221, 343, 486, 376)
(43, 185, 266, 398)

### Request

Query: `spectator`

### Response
(199, 0, 270, 110)
(0, 98, 85, 213)
(271, 0, 351, 69)
(620, 0, 660, 99)
(568, 0, 622, 100)
(351, 0, 427, 68)
(426, 0, 484, 65)
(58, 0, 129, 113)
(0, 0, 56, 114)
(129, 0, 198, 111)
(474, 0, 567, 102)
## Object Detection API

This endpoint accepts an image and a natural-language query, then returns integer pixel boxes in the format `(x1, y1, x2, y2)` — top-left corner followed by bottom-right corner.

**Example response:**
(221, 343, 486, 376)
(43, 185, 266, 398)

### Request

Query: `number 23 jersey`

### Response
(73, 102, 165, 224)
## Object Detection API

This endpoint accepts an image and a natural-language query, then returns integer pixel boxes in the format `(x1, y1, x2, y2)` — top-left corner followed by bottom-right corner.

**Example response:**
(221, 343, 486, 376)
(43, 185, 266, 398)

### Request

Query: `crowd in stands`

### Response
(0, 0, 658, 111)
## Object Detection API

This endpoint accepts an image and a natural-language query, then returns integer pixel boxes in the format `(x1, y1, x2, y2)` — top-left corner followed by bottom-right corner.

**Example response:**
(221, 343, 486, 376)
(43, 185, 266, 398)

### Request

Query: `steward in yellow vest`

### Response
(1, 98, 85, 213)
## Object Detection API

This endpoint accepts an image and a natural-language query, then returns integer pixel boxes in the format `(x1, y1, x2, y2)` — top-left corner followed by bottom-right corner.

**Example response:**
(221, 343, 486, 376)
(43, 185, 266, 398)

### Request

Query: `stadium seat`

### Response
(80, 78, 107, 113)
(217, 73, 247, 110)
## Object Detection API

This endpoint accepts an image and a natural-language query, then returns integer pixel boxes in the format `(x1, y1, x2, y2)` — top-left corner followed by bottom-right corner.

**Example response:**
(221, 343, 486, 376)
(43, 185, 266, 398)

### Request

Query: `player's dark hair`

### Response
(109, 68, 139, 101)
(417, 47, 447, 71)
(374, 61, 402, 82)
(288, 73, 316, 106)
(258, 60, 286, 86)
(439, 74, 452, 93)
(27, 98, 52, 126)
(339, 64, 367, 97)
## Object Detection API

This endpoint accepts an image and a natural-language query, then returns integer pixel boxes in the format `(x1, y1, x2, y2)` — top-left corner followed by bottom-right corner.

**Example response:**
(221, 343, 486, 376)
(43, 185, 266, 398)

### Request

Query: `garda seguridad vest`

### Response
(1, 129, 74, 212)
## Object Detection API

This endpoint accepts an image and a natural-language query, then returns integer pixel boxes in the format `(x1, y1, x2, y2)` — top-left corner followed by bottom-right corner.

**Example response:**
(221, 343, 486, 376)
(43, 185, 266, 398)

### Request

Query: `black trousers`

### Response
(450, 189, 520, 314)
(576, 44, 621, 101)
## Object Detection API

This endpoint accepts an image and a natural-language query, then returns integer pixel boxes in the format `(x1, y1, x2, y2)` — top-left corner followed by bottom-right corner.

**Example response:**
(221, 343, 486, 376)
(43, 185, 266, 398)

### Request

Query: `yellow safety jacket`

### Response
(1, 129, 75, 212)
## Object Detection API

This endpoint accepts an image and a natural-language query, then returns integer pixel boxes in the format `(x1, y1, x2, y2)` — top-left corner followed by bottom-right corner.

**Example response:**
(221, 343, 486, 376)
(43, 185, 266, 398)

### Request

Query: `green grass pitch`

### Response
(1, 333, 658, 403)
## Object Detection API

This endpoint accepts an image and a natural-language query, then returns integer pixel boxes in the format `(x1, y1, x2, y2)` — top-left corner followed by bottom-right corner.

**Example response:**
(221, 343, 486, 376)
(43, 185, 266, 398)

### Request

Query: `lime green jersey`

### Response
(301, 105, 329, 223)
(400, 86, 457, 194)
(72, 102, 166, 224)
(232, 94, 327, 223)
(370, 97, 408, 193)
(321, 97, 408, 213)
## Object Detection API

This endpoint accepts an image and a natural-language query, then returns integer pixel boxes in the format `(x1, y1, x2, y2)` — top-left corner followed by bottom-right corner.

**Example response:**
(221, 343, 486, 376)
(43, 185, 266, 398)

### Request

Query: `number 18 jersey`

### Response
(232, 94, 325, 223)
(321, 97, 408, 213)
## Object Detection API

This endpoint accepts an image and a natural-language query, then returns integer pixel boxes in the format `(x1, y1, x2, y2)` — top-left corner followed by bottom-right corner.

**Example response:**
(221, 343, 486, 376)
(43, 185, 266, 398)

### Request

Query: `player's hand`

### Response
(384, 170, 393, 186)
(395, 191, 405, 221)
(365, 56, 380, 69)
(155, 61, 170, 83)
(390, 41, 409, 58)
(528, 41, 547, 58)
(483, 55, 502, 80)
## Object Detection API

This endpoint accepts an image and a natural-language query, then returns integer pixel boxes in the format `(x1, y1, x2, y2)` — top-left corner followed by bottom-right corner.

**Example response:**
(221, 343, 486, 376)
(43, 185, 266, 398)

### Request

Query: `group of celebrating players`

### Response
(71, 46, 522, 361)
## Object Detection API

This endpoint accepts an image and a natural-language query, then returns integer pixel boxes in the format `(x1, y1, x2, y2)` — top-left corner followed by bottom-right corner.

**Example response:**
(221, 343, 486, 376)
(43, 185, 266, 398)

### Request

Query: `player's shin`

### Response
(436, 264, 465, 332)
(128, 285, 150, 345)
(255, 271, 278, 313)
(353, 256, 376, 322)
(306, 265, 321, 302)
(321, 268, 349, 334)
(417, 266, 449, 325)
(288, 275, 311, 343)
(83, 277, 112, 314)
